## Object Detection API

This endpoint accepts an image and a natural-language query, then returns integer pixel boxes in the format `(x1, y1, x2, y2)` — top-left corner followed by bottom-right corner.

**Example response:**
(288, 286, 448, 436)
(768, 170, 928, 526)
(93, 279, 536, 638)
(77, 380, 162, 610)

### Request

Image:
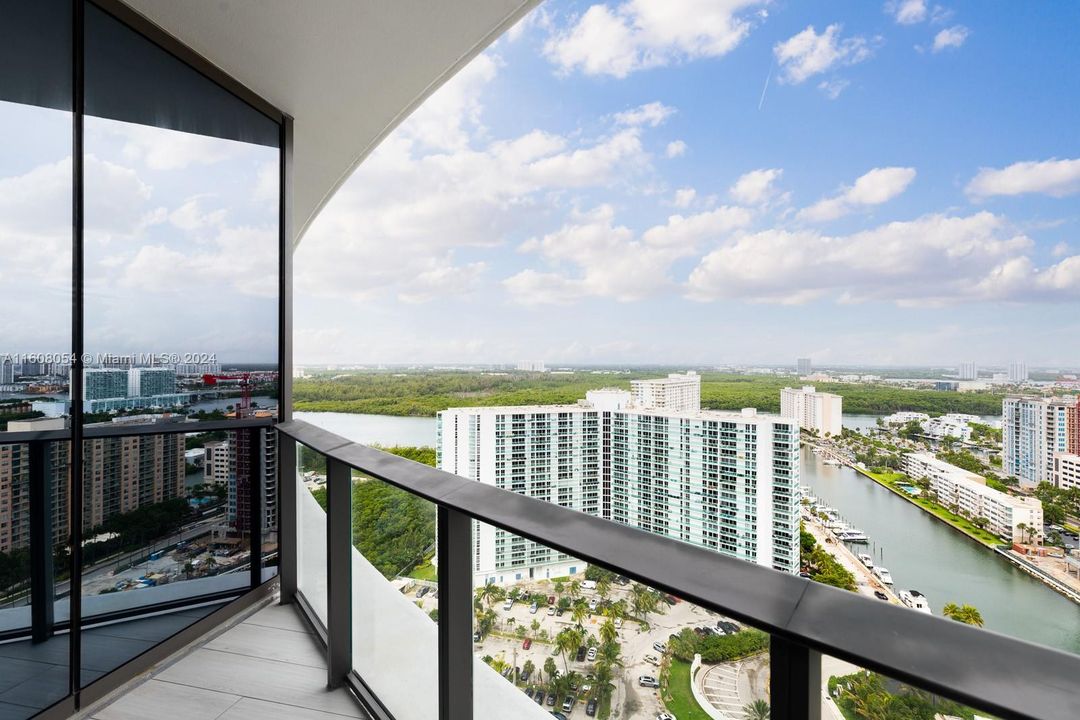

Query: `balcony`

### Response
(1, 1, 1079, 720)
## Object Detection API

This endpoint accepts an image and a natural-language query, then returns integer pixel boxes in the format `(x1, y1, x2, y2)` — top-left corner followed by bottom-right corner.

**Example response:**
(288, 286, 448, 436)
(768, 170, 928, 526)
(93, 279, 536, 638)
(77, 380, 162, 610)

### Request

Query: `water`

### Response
(295, 411, 436, 447)
(802, 447, 1080, 655)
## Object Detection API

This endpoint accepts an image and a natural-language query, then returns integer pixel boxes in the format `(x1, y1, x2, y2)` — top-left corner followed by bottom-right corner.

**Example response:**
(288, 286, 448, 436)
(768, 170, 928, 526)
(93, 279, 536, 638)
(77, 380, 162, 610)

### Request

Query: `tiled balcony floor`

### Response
(89, 601, 366, 720)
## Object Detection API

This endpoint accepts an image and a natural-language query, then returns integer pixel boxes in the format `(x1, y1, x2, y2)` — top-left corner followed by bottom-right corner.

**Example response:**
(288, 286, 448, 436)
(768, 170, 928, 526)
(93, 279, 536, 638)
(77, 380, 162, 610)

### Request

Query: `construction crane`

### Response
(201, 373, 253, 419)
(201, 372, 255, 536)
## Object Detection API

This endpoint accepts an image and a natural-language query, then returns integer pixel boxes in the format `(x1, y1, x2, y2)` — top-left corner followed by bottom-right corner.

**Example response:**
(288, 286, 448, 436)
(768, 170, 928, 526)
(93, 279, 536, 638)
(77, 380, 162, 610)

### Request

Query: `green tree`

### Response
(942, 602, 984, 627)
(743, 699, 770, 720)
(543, 657, 558, 686)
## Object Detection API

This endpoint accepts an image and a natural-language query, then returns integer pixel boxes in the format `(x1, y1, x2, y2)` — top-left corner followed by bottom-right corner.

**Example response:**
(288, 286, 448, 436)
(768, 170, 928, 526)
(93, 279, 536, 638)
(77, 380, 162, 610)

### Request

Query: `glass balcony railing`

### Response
(277, 418, 1080, 720)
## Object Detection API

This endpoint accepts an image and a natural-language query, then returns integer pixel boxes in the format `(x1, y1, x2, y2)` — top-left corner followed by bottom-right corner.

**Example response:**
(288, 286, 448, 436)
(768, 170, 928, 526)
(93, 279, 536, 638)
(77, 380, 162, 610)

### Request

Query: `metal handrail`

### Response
(278, 418, 1080, 720)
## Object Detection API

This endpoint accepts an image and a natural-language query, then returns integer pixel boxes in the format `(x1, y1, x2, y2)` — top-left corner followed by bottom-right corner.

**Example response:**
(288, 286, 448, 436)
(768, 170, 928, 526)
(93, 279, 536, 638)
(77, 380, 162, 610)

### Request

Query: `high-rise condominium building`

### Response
(796, 358, 812, 376)
(959, 362, 978, 381)
(1008, 361, 1028, 383)
(780, 385, 843, 437)
(437, 381, 800, 585)
(84, 368, 129, 400)
(0, 355, 13, 385)
(1002, 396, 1077, 488)
(206, 431, 278, 534)
(516, 361, 547, 372)
(630, 371, 701, 412)
(128, 367, 177, 397)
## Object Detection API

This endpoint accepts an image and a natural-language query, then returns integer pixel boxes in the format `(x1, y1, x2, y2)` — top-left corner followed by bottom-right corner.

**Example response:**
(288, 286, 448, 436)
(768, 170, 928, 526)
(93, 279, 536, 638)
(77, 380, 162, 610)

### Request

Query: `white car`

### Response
(657, 714, 677, 720)
(614, 617, 623, 628)
(652, 641, 667, 653)
(547, 605, 556, 616)
(643, 654, 660, 666)
(639, 675, 660, 688)
(586, 646, 597, 661)
(503, 599, 513, 611)
(588, 598, 599, 611)
(529, 602, 538, 614)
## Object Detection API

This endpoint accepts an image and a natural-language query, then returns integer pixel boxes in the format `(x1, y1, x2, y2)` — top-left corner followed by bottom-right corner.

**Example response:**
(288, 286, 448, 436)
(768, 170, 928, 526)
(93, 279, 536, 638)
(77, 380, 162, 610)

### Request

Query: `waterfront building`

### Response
(128, 367, 177, 397)
(1054, 453, 1080, 492)
(883, 411, 930, 426)
(922, 413, 982, 442)
(515, 361, 547, 372)
(83, 368, 129, 400)
(1002, 396, 1077, 488)
(959, 362, 978, 381)
(437, 380, 800, 585)
(780, 385, 842, 437)
(630, 371, 701, 412)
(796, 357, 812, 376)
(0, 356, 13, 385)
(902, 452, 1043, 543)
(1008, 361, 1029, 384)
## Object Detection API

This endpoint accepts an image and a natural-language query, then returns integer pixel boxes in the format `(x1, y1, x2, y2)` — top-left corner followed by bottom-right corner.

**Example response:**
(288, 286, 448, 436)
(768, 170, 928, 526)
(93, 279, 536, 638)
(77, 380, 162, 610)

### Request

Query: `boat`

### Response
(823, 458, 843, 466)
(838, 529, 869, 543)
(873, 567, 894, 585)
(858, 553, 874, 569)
(898, 589, 932, 614)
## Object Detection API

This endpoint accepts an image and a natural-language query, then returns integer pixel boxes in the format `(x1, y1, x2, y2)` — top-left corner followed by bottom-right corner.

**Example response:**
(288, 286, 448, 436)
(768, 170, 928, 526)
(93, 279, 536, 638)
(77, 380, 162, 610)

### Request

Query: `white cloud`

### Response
(673, 187, 696, 208)
(400, 54, 498, 151)
(297, 56, 663, 306)
(665, 140, 687, 158)
(886, 0, 927, 25)
(729, 168, 784, 205)
(107, 122, 245, 170)
(1052, 241, 1071, 258)
(687, 211, 1080, 305)
(966, 158, 1080, 198)
(506, 203, 750, 304)
(817, 78, 850, 99)
(613, 101, 676, 127)
(932, 25, 969, 52)
(774, 24, 873, 85)
(798, 166, 916, 222)
(543, 0, 768, 78)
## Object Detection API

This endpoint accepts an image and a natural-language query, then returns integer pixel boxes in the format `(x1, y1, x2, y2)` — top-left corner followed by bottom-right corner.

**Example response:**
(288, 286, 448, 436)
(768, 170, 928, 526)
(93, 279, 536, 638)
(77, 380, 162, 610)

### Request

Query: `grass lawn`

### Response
(408, 555, 438, 581)
(859, 469, 1003, 547)
(661, 659, 713, 720)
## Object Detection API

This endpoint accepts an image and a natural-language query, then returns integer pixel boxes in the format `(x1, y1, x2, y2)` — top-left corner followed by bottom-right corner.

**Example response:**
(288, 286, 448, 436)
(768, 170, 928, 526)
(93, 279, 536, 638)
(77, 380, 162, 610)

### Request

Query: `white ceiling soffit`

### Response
(120, 0, 541, 246)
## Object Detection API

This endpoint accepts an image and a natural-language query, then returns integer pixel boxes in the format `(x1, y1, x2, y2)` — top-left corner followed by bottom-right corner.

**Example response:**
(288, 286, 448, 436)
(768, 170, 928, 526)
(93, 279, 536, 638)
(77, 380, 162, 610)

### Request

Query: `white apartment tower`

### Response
(630, 371, 701, 412)
(1002, 396, 1076, 488)
(1008, 361, 1029, 384)
(780, 386, 843, 437)
(959, 362, 978, 381)
(437, 379, 800, 586)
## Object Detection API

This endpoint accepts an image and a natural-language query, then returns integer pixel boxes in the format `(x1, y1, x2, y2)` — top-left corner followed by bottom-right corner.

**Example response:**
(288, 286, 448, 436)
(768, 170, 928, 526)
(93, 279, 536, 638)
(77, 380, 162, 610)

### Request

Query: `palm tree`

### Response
(598, 639, 623, 670)
(531, 618, 541, 636)
(595, 575, 611, 602)
(743, 699, 770, 720)
(543, 657, 558, 686)
(942, 602, 984, 627)
(523, 659, 535, 681)
(572, 602, 589, 629)
(592, 661, 614, 703)
(567, 580, 582, 602)
(599, 618, 617, 646)
(476, 583, 505, 608)
(555, 628, 581, 673)
(554, 580, 565, 595)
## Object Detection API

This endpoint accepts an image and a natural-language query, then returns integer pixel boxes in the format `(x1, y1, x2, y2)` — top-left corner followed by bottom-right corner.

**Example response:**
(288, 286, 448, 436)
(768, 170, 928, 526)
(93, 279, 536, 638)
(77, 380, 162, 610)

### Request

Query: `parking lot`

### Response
(472, 576, 739, 718)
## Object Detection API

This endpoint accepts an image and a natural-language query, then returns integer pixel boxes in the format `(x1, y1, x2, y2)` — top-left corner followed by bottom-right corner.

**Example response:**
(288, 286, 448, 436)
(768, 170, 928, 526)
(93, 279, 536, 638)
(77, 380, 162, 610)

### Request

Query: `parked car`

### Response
(586, 646, 597, 661)
(548, 605, 556, 616)
(614, 617, 622, 629)
(581, 580, 597, 590)
(501, 667, 512, 678)
(546, 692, 557, 706)
(586, 698, 598, 716)
(653, 642, 667, 654)
(614, 575, 629, 585)
(548, 595, 556, 604)
(415, 586, 429, 598)
(521, 669, 531, 683)
(874, 590, 889, 601)
(576, 646, 587, 662)
(562, 696, 576, 713)
(473, 631, 482, 642)
(523, 638, 532, 650)
(556, 607, 565, 616)
(657, 713, 676, 720)
(534, 692, 544, 705)
(639, 675, 660, 688)
(588, 598, 599, 612)
(525, 688, 535, 699)
(551, 713, 568, 720)
(504, 598, 514, 611)
(530, 602, 539, 614)
(643, 654, 660, 666)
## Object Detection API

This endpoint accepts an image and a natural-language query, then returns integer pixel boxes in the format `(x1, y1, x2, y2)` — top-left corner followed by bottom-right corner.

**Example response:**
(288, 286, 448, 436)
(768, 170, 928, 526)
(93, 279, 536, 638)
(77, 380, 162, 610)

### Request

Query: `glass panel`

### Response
(348, 470, 438, 720)
(0, 439, 71, 716)
(80, 431, 248, 684)
(81, 1, 280, 430)
(470, 524, 770, 720)
(821, 652, 999, 720)
(297, 444, 327, 625)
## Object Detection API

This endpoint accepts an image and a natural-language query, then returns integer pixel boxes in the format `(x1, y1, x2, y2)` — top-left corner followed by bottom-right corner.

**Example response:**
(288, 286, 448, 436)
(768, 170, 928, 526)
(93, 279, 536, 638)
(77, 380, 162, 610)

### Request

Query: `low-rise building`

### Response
(902, 452, 1042, 544)
(1054, 453, 1080, 492)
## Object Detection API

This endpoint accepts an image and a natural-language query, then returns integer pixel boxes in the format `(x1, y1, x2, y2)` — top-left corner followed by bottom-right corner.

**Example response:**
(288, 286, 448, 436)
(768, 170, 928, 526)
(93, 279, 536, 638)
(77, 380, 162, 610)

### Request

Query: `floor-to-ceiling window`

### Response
(0, 1, 283, 715)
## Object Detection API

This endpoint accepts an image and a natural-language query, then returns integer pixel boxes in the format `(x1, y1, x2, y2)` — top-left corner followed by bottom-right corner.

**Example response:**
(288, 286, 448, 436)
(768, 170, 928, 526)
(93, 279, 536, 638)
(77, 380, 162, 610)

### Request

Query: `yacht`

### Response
(823, 458, 843, 466)
(873, 567, 894, 585)
(858, 553, 874, 569)
(898, 590, 932, 614)
(838, 529, 869, 543)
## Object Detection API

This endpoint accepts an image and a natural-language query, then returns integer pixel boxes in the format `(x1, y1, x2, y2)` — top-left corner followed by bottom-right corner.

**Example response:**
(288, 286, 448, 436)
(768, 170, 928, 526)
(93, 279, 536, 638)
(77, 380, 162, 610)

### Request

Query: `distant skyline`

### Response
(294, 1, 1080, 367)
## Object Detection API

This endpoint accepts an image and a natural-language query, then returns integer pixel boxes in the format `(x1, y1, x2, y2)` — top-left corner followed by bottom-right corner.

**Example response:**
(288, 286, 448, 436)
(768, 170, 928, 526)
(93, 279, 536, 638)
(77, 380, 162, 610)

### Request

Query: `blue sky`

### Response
(294, 0, 1080, 368)
(2, 1, 1077, 369)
